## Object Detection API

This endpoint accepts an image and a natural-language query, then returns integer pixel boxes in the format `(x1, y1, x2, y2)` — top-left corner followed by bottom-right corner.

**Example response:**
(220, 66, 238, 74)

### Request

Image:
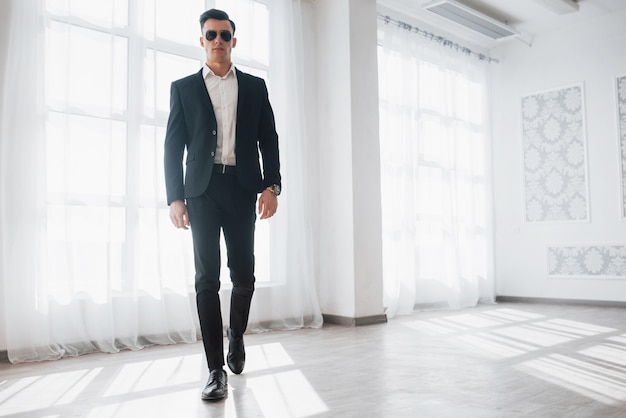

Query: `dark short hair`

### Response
(199, 9, 236, 34)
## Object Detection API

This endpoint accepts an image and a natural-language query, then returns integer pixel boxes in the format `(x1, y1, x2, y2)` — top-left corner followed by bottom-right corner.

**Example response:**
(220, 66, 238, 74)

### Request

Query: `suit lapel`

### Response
(236, 68, 250, 124)
(194, 68, 216, 120)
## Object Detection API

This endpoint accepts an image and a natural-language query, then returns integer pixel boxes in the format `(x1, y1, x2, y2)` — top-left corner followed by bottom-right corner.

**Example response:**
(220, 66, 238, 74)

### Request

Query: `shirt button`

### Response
(212, 130, 216, 135)
(211, 152, 215, 156)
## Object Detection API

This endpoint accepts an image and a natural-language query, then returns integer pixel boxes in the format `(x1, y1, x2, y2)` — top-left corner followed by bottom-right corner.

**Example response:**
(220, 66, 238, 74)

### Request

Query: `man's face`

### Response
(200, 19, 236, 64)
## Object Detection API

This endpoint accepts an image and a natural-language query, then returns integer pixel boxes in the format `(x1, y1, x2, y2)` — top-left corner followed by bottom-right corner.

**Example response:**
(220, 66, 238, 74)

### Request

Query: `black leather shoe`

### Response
(227, 328, 245, 374)
(201, 369, 227, 401)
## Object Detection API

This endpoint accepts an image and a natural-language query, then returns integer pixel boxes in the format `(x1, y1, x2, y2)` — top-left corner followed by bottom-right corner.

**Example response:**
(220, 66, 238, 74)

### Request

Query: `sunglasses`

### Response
(205, 30, 232, 42)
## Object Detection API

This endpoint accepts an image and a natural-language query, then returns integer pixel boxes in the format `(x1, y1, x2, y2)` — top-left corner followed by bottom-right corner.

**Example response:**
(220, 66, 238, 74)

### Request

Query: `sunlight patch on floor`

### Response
(608, 334, 626, 344)
(403, 308, 550, 337)
(87, 389, 201, 418)
(402, 320, 459, 335)
(0, 343, 325, 418)
(526, 319, 617, 342)
(517, 353, 626, 405)
(456, 332, 537, 358)
(0, 368, 103, 416)
(579, 342, 626, 367)
(244, 342, 295, 373)
(493, 325, 575, 347)
(104, 354, 202, 397)
(247, 370, 328, 418)
(444, 313, 508, 328)
(482, 308, 544, 322)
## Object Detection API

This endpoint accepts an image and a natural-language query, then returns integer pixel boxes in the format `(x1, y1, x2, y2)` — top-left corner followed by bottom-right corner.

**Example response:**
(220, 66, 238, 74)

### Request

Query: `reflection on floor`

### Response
(1, 302, 625, 417)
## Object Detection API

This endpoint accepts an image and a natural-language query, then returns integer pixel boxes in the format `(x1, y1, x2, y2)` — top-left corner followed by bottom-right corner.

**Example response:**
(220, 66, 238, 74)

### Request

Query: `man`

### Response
(164, 8, 281, 401)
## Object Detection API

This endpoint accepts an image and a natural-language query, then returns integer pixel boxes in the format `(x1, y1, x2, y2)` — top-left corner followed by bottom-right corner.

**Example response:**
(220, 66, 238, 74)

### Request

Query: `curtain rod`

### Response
(377, 13, 499, 64)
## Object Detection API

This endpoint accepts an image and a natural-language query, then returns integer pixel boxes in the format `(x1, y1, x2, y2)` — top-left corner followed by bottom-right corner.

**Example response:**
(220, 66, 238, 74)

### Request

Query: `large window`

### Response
(44, 0, 273, 304)
(3, 0, 321, 364)
(377, 22, 494, 315)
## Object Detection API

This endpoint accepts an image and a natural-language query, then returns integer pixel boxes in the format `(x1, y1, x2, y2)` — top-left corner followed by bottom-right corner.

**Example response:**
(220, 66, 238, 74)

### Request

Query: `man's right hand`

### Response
(169, 200, 190, 229)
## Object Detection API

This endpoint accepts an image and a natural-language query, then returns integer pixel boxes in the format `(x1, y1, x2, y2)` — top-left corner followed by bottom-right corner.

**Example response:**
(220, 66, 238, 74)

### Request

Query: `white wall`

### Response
(306, 0, 385, 321)
(312, 0, 356, 318)
(491, 9, 626, 301)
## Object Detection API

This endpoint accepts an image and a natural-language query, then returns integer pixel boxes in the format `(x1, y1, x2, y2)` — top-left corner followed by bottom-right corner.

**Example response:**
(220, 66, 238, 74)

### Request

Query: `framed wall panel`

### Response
(521, 84, 589, 223)
(548, 245, 626, 279)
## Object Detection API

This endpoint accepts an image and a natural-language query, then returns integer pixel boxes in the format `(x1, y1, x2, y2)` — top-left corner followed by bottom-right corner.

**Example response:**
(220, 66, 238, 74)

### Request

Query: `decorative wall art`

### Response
(548, 245, 626, 278)
(617, 74, 626, 219)
(521, 84, 589, 222)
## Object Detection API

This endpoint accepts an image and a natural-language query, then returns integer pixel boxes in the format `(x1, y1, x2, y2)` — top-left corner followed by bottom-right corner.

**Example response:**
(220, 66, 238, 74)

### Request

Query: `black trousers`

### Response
(186, 168, 256, 370)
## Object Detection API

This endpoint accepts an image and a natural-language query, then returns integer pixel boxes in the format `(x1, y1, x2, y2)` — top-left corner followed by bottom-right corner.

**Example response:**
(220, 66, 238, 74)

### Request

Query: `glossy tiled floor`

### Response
(1, 302, 626, 417)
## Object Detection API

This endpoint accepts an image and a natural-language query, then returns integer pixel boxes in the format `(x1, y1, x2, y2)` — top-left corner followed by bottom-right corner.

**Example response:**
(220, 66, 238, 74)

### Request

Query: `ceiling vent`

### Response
(423, 0, 519, 40)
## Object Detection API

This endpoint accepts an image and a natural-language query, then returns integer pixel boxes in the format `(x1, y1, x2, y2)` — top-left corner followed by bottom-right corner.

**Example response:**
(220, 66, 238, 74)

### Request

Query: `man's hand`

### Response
(258, 190, 278, 220)
(169, 200, 190, 229)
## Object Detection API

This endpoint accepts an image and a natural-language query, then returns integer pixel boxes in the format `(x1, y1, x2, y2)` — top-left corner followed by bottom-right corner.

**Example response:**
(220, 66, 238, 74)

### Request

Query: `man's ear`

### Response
(199, 36, 205, 47)
(232, 37, 237, 48)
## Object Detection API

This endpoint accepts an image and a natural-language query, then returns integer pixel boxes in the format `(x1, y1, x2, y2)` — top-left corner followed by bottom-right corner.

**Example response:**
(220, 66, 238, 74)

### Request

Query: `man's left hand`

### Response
(258, 190, 278, 220)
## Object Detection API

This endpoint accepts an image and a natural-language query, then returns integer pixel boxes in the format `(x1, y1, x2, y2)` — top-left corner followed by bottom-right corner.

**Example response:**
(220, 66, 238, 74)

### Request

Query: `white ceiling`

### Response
(377, 0, 626, 48)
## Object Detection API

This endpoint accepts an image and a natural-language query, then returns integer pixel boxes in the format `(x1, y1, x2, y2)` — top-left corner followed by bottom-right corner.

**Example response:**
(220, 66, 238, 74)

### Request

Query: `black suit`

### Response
(164, 68, 280, 370)
(164, 68, 280, 202)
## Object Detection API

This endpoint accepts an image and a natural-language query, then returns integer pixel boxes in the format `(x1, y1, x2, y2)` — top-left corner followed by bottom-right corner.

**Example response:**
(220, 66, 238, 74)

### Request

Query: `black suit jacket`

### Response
(164, 68, 281, 205)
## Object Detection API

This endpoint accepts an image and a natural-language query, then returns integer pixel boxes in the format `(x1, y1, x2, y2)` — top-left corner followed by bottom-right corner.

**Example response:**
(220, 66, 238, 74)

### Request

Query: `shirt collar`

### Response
(203, 63, 237, 80)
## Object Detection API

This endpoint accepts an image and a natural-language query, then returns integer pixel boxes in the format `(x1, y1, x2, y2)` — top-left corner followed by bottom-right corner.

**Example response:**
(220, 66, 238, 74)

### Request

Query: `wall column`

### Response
(314, 0, 386, 325)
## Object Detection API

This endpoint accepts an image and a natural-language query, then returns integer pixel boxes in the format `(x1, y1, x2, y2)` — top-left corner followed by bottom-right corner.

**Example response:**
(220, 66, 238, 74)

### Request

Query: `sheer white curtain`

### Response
(0, 0, 320, 364)
(245, 0, 323, 331)
(377, 19, 495, 318)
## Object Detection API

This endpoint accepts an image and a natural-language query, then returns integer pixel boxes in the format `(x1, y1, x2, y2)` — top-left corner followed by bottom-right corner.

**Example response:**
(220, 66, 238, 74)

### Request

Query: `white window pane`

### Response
(47, 205, 125, 304)
(474, 183, 486, 229)
(137, 208, 194, 296)
(111, 36, 128, 112)
(471, 130, 485, 177)
(419, 61, 443, 113)
(154, 51, 202, 115)
(235, 64, 267, 81)
(138, 125, 166, 202)
(46, 0, 128, 28)
(418, 166, 443, 217)
(46, 112, 127, 199)
(454, 74, 471, 122)
(155, 0, 205, 45)
(455, 126, 472, 174)
(217, 0, 269, 66)
(417, 222, 445, 279)
(468, 80, 484, 124)
(142, 0, 155, 41)
(143, 49, 156, 118)
(419, 114, 443, 163)
(46, 22, 128, 116)
(380, 51, 417, 107)
(113, 0, 128, 27)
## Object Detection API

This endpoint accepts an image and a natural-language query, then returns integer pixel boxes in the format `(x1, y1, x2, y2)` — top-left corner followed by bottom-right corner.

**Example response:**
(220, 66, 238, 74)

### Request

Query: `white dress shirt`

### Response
(203, 63, 238, 166)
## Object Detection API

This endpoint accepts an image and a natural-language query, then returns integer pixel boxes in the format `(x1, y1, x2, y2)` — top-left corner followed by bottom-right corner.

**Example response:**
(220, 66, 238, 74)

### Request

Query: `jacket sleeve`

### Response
(257, 79, 281, 190)
(164, 81, 188, 205)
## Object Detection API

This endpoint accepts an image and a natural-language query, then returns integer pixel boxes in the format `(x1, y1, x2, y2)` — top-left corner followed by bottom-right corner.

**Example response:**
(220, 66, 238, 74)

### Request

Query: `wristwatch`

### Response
(266, 184, 281, 196)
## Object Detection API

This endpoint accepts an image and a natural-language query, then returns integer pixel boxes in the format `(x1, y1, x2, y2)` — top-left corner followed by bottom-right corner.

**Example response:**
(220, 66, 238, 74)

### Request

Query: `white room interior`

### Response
(1, 0, 626, 415)
(1, 0, 625, 352)
(1, 0, 625, 372)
